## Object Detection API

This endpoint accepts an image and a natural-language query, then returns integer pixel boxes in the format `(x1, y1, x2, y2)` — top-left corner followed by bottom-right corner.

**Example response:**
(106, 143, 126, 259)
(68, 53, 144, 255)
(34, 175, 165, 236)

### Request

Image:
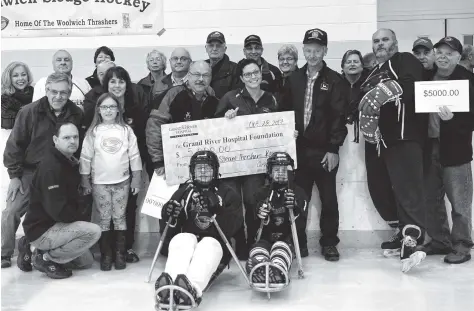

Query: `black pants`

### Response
(373, 141, 425, 234)
(365, 142, 399, 228)
(295, 157, 340, 248)
(222, 175, 265, 249)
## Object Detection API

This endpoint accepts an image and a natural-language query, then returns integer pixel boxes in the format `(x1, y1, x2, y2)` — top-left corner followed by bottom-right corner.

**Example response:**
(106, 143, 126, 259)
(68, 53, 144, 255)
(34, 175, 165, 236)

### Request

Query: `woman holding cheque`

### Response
(215, 58, 279, 260)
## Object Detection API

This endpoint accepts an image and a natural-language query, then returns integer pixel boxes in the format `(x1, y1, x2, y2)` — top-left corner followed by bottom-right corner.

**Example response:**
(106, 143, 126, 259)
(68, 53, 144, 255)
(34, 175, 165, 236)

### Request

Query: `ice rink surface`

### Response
(1, 248, 473, 311)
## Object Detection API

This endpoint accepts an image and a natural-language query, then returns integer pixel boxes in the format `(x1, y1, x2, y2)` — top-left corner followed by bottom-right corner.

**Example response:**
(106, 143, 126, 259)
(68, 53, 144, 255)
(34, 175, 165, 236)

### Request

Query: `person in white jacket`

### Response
(79, 92, 142, 271)
(33, 50, 91, 110)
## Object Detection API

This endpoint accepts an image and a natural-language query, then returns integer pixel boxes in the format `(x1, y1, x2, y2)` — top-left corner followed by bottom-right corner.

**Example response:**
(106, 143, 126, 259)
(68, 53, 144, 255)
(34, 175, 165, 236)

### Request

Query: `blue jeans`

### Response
(30, 221, 101, 266)
(424, 139, 473, 254)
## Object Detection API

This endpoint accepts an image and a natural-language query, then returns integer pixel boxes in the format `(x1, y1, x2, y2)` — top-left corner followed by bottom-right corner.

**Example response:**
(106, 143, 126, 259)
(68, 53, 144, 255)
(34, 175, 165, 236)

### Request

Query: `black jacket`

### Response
(161, 182, 243, 245)
(215, 87, 278, 117)
(367, 52, 425, 145)
(253, 184, 308, 244)
(205, 54, 239, 100)
(281, 62, 348, 158)
(236, 57, 282, 94)
(85, 69, 100, 89)
(3, 97, 83, 179)
(146, 85, 219, 167)
(424, 65, 474, 167)
(1, 86, 34, 129)
(23, 147, 90, 242)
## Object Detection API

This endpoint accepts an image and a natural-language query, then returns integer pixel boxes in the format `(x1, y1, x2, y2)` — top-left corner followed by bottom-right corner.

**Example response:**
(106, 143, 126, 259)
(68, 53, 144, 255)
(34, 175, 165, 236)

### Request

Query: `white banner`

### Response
(162, 112, 297, 186)
(415, 80, 470, 113)
(1, 0, 164, 38)
(141, 175, 179, 220)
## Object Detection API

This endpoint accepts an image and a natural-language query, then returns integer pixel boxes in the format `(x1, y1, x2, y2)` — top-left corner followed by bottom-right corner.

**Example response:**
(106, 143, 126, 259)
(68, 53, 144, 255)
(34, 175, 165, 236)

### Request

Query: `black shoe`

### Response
(174, 274, 201, 307)
(444, 251, 471, 264)
(381, 228, 402, 256)
(421, 242, 452, 255)
(16, 236, 32, 272)
(114, 230, 126, 270)
(154, 272, 173, 305)
(1, 256, 12, 268)
(400, 225, 426, 273)
(322, 246, 340, 262)
(99, 231, 113, 271)
(33, 250, 72, 279)
(300, 247, 309, 258)
(125, 249, 140, 263)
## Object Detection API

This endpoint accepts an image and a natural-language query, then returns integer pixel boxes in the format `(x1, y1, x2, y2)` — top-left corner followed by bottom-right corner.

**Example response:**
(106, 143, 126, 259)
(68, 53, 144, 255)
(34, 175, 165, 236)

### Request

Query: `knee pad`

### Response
(249, 240, 271, 262)
(197, 237, 223, 258)
(169, 233, 198, 253)
(271, 241, 292, 271)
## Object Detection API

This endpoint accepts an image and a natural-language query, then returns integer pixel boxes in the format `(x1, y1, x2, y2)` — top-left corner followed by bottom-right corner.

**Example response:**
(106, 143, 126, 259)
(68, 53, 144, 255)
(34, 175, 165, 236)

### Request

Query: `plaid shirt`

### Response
(303, 70, 319, 130)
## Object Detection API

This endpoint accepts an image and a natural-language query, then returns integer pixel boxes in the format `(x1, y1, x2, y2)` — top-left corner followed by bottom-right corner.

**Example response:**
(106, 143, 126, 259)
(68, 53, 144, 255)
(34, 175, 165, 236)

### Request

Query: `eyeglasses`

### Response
(242, 70, 261, 79)
(48, 90, 69, 97)
(188, 72, 211, 79)
(99, 105, 118, 111)
(170, 56, 190, 62)
(279, 57, 295, 63)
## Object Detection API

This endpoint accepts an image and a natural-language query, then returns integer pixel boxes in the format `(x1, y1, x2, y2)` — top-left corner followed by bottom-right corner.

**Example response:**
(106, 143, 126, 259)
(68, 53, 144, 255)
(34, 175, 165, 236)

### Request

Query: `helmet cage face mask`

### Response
(189, 151, 219, 187)
(271, 165, 289, 184)
(194, 163, 214, 186)
(266, 152, 294, 185)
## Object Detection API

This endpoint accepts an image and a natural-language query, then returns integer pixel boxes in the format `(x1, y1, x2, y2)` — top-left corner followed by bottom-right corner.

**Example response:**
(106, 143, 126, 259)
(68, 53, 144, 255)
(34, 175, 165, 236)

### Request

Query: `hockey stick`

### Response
(146, 217, 173, 283)
(287, 169, 304, 279)
(211, 215, 251, 286)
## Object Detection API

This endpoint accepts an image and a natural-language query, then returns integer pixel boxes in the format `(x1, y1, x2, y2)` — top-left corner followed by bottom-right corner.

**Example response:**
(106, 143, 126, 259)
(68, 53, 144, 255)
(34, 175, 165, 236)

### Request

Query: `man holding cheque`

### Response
(421, 36, 474, 264)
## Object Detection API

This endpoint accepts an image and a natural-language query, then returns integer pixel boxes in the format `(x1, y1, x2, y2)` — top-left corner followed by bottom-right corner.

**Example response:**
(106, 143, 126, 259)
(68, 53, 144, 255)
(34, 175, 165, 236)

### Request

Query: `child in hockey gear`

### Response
(246, 152, 307, 284)
(400, 225, 426, 273)
(154, 151, 242, 309)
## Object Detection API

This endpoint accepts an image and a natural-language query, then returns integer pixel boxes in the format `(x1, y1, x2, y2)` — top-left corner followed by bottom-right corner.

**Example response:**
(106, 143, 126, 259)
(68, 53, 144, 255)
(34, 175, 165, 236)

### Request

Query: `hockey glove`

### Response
(284, 190, 295, 210)
(164, 200, 183, 219)
(257, 202, 271, 220)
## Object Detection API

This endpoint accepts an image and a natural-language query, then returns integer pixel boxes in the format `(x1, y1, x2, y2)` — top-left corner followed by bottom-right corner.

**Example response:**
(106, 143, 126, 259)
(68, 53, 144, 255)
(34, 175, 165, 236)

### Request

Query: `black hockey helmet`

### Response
(266, 152, 294, 176)
(189, 150, 220, 186)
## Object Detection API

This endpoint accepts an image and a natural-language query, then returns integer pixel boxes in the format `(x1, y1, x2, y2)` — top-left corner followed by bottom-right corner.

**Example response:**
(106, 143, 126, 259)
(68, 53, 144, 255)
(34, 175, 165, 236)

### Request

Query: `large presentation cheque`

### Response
(162, 112, 297, 186)
(415, 80, 470, 113)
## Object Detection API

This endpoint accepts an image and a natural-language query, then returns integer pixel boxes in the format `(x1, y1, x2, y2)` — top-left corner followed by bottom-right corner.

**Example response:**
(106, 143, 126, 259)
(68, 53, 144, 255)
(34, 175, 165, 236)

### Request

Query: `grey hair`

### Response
(146, 49, 167, 71)
(277, 44, 298, 62)
(45, 72, 72, 92)
(461, 44, 473, 61)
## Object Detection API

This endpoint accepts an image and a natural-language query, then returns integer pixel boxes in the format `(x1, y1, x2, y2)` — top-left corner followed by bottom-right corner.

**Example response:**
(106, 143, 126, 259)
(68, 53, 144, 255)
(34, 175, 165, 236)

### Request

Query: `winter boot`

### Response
(114, 230, 127, 270)
(99, 231, 113, 271)
(381, 227, 402, 257)
(174, 274, 202, 307)
(400, 225, 426, 273)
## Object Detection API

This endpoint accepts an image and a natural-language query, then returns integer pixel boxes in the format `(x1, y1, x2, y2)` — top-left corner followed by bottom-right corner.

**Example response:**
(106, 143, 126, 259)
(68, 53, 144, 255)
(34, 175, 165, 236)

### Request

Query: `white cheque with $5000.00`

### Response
(162, 112, 297, 186)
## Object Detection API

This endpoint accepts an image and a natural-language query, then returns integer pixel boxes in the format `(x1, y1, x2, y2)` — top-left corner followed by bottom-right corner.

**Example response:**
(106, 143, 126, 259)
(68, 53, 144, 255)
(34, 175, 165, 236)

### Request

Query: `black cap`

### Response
(244, 35, 262, 47)
(434, 36, 463, 54)
(207, 31, 225, 44)
(412, 38, 433, 51)
(303, 28, 327, 46)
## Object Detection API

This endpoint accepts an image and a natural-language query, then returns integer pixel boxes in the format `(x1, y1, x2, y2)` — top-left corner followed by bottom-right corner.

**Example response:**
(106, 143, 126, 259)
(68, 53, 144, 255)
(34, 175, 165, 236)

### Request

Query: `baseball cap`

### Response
(244, 35, 262, 47)
(412, 38, 433, 51)
(207, 31, 225, 44)
(303, 28, 328, 46)
(434, 36, 463, 54)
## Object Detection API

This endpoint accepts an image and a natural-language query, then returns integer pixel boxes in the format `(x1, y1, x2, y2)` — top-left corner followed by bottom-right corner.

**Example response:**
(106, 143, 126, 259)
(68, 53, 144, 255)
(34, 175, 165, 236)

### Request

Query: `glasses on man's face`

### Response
(170, 56, 190, 62)
(242, 70, 261, 79)
(48, 90, 69, 97)
(279, 57, 295, 63)
(189, 72, 211, 80)
(99, 105, 118, 111)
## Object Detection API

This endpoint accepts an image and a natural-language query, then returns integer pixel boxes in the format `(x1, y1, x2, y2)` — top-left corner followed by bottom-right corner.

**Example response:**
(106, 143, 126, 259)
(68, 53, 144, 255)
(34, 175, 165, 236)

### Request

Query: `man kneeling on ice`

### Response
(154, 151, 242, 308)
(246, 152, 307, 283)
